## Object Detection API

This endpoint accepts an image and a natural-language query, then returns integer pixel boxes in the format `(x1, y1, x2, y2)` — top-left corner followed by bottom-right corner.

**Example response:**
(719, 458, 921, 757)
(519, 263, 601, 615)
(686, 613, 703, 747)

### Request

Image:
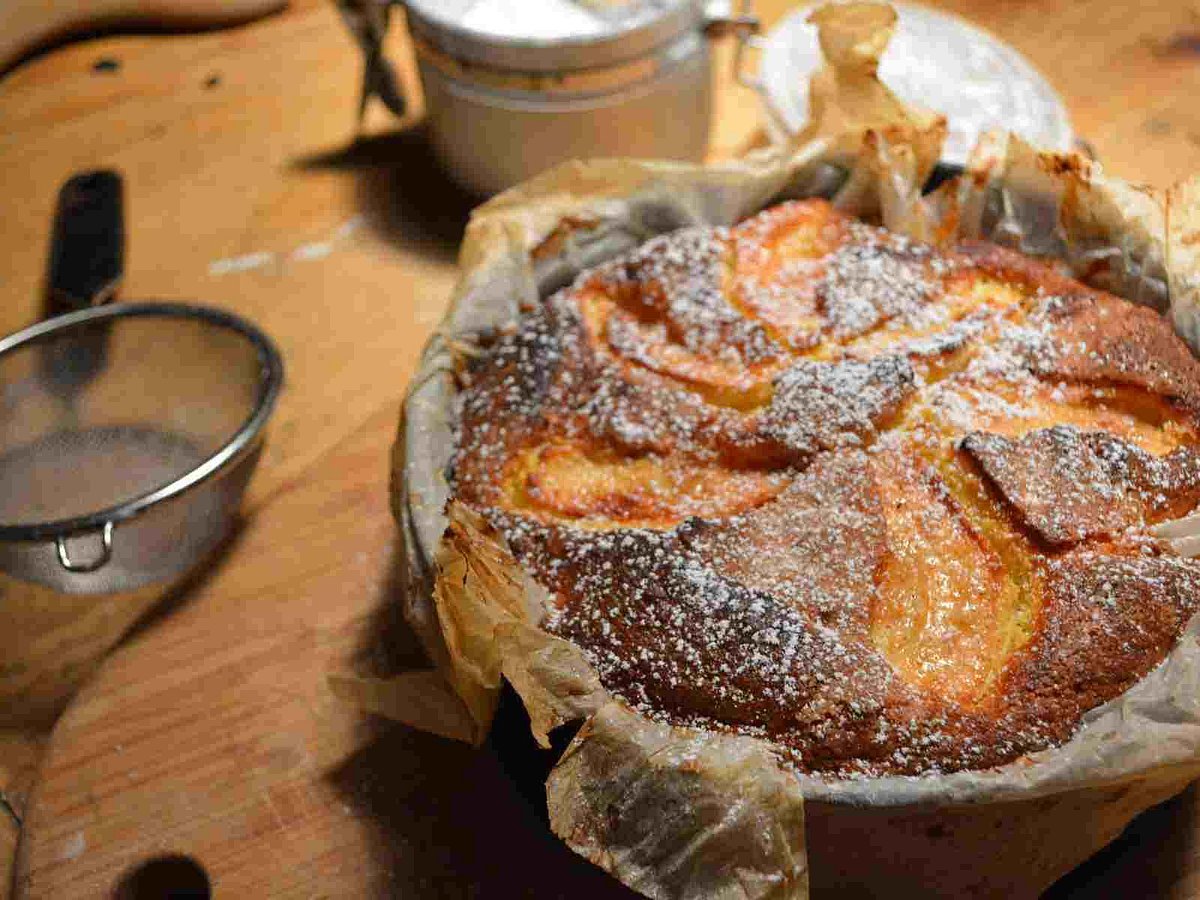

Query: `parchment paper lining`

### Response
(355, 4, 1200, 897)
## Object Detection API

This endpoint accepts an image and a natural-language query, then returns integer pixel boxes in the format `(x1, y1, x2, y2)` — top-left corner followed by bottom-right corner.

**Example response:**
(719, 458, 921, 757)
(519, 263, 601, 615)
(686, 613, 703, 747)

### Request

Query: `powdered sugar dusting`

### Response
(449, 199, 1200, 778)
(818, 223, 959, 339)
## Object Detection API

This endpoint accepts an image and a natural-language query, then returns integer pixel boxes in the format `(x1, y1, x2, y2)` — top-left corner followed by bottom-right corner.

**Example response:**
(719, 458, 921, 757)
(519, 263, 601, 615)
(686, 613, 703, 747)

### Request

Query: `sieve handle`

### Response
(56, 521, 115, 573)
(46, 170, 125, 317)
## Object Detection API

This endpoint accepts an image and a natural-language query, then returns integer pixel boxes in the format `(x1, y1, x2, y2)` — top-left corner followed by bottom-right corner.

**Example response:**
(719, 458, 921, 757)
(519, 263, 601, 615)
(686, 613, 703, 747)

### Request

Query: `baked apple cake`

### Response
(449, 198, 1200, 777)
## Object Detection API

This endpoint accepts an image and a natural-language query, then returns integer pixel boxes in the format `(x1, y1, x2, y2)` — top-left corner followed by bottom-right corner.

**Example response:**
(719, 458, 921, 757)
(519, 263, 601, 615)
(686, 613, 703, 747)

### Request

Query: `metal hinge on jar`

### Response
(703, 0, 760, 40)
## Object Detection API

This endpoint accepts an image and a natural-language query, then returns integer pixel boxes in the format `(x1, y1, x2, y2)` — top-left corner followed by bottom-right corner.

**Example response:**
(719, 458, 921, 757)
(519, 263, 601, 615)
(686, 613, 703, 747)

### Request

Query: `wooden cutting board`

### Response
(14, 404, 637, 897)
(8, 0, 1200, 896)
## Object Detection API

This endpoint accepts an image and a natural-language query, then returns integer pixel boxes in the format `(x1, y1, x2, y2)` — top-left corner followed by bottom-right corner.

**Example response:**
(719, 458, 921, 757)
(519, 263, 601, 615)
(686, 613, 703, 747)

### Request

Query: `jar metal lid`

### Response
(404, 0, 702, 73)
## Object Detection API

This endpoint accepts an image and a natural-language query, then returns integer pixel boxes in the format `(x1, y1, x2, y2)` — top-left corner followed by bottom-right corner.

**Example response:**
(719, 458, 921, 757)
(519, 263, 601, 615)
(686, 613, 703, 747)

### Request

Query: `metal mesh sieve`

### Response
(0, 303, 282, 593)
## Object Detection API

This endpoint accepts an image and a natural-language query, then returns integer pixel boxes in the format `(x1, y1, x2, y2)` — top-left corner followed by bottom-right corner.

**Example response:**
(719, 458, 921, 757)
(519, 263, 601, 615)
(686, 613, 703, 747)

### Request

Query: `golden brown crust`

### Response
(962, 428, 1200, 547)
(449, 199, 1200, 777)
(1026, 291, 1200, 411)
(1000, 552, 1200, 743)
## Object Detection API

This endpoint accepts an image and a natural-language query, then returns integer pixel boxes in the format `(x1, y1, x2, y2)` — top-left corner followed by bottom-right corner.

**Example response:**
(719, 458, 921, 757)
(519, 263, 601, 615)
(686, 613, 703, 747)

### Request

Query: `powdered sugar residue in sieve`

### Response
(0, 425, 205, 525)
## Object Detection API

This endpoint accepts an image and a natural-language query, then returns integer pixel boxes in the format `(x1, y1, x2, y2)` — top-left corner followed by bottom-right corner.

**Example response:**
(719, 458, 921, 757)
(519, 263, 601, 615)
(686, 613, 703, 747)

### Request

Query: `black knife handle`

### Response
(45, 169, 124, 317)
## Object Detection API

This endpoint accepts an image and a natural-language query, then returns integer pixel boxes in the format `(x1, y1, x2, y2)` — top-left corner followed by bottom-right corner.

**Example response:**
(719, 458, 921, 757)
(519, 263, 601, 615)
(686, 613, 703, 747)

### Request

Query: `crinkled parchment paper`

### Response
(335, 3, 1200, 897)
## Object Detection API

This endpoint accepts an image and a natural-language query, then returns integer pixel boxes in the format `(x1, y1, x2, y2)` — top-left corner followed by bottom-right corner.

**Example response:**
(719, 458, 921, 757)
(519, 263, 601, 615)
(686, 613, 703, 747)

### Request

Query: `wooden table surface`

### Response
(4, 0, 1200, 896)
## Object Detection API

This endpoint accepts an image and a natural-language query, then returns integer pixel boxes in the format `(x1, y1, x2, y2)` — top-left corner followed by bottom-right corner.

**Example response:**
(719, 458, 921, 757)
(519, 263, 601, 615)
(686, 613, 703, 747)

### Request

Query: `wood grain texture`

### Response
(0, 733, 41, 900)
(0, 820, 15, 900)
(3, 0, 1200, 896)
(0, 0, 288, 74)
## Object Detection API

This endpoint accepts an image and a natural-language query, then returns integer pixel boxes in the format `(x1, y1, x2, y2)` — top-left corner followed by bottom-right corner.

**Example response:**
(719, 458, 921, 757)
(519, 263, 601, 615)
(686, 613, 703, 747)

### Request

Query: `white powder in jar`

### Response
(459, 0, 607, 40)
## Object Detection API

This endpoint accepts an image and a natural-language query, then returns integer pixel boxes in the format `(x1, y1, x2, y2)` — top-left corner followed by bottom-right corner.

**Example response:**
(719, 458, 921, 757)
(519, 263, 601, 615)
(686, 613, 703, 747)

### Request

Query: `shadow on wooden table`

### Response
(328, 724, 637, 898)
(292, 126, 478, 264)
(343, 538, 430, 681)
(1045, 783, 1200, 898)
(326, 539, 635, 897)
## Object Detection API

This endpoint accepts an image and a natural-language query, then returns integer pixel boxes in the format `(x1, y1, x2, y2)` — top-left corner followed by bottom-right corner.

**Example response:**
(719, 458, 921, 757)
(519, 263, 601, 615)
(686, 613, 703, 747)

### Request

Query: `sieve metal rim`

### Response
(0, 301, 284, 542)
